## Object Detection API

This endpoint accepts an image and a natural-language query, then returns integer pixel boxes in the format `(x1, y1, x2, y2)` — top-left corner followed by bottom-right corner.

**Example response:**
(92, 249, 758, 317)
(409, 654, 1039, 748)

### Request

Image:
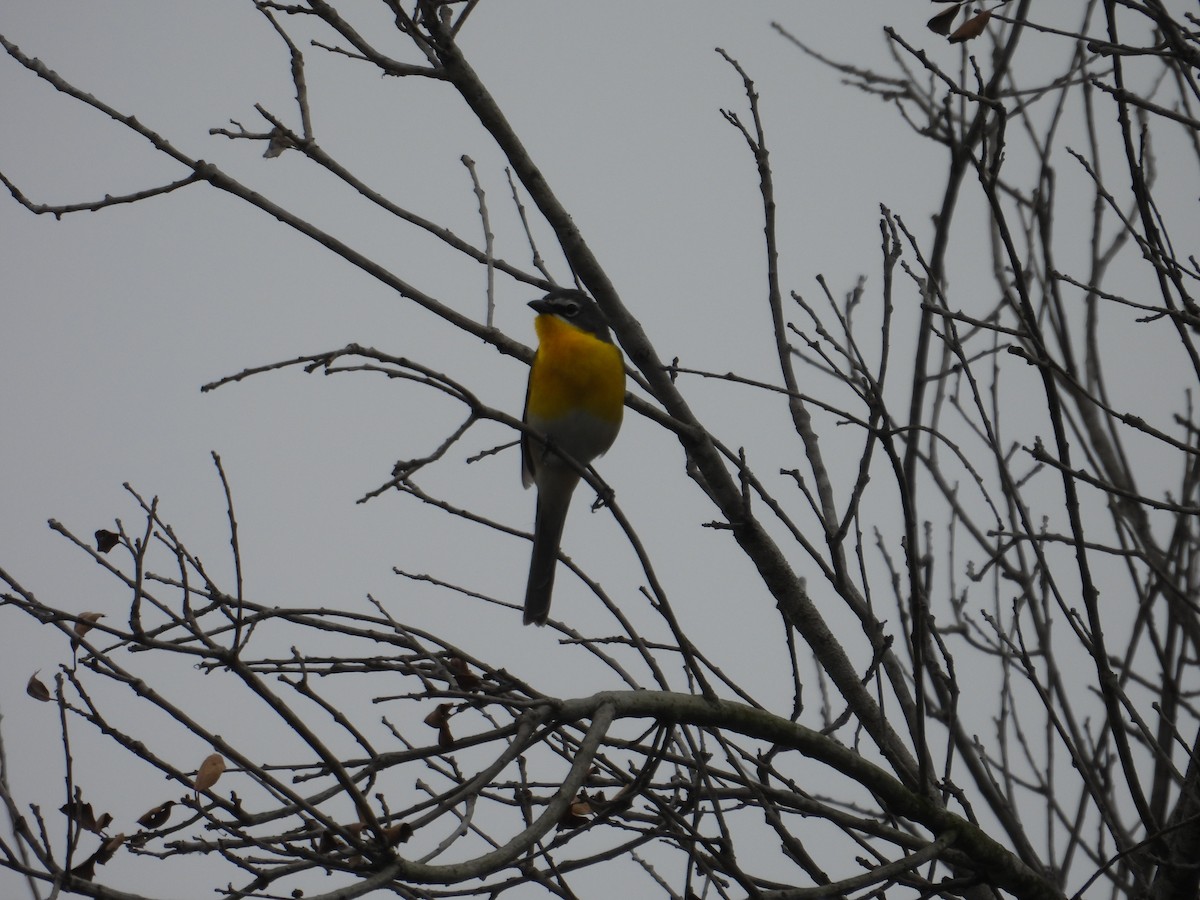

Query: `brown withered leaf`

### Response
(928, 4, 961, 35)
(559, 793, 593, 829)
(382, 822, 413, 846)
(94, 529, 120, 553)
(61, 800, 95, 830)
(95, 833, 125, 864)
(67, 833, 125, 883)
(73, 612, 104, 643)
(26, 672, 51, 702)
(60, 800, 102, 833)
(559, 807, 590, 829)
(316, 829, 340, 854)
(437, 721, 454, 750)
(69, 851, 98, 882)
(949, 9, 991, 43)
(446, 657, 481, 691)
(558, 810, 588, 829)
(136, 800, 175, 829)
(318, 821, 365, 855)
(423, 703, 452, 729)
(194, 753, 227, 794)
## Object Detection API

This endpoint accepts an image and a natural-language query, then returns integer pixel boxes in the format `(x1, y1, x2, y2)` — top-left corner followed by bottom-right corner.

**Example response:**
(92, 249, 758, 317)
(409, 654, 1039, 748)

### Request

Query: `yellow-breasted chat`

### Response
(521, 289, 625, 625)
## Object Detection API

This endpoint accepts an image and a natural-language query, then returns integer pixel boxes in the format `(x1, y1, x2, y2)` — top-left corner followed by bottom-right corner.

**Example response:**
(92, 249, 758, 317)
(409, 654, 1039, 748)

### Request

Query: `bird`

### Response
(521, 288, 626, 625)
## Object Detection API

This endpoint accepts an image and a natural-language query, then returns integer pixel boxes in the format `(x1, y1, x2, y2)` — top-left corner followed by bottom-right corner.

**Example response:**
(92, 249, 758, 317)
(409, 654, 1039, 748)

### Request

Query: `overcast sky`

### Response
(2, 3, 1194, 898)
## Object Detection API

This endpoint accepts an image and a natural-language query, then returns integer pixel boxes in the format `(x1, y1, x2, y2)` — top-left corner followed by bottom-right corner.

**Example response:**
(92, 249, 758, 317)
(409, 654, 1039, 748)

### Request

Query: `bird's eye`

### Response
(562, 301, 580, 317)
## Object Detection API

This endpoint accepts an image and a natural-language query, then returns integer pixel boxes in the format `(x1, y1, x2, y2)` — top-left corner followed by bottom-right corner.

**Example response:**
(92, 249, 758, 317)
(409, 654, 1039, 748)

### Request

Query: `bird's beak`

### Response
(528, 298, 551, 315)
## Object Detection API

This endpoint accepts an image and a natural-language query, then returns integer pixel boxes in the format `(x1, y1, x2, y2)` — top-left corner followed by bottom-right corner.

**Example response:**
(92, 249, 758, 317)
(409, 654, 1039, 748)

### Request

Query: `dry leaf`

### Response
(437, 721, 454, 750)
(69, 852, 98, 882)
(73, 612, 104, 642)
(194, 753, 227, 793)
(928, 4, 961, 36)
(559, 792, 594, 829)
(423, 703, 452, 729)
(95, 833, 125, 864)
(558, 810, 588, 829)
(68, 833, 125, 883)
(447, 657, 481, 691)
(60, 800, 111, 834)
(94, 529, 120, 553)
(316, 829, 340, 854)
(559, 806, 590, 829)
(61, 800, 97, 831)
(26, 672, 51, 702)
(382, 822, 413, 845)
(949, 9, 991, 43)
(136, 800, 175, 829)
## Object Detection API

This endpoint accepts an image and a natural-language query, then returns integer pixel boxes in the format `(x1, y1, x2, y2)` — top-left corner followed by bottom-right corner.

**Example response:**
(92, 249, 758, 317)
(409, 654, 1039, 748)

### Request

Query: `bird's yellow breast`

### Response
(527, 314, 625, 423)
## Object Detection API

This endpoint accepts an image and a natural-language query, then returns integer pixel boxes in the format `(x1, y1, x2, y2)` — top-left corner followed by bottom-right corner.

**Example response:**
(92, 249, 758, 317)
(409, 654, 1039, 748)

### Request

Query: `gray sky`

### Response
(2, 3, 1194, 897)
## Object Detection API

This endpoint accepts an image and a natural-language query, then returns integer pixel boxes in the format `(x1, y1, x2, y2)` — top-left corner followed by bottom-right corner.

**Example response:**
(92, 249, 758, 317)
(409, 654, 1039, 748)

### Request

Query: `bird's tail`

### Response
(523, 471, 579, 626)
